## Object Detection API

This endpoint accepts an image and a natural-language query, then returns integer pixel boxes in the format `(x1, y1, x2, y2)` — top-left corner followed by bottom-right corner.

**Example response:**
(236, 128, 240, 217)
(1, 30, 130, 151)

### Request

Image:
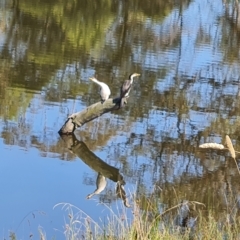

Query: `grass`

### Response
(21, 198, 236, 240)
(7, 194, 240, 240)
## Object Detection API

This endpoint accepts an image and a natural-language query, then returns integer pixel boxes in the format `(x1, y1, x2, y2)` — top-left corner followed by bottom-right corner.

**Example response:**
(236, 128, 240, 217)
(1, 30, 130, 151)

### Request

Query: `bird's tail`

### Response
(120, 97, 125, 108)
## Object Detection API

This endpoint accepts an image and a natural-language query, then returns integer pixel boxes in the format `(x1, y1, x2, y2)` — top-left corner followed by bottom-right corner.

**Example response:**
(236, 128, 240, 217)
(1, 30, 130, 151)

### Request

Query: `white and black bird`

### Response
(89, 77, 111, 103)
(119, 73, 140, 108)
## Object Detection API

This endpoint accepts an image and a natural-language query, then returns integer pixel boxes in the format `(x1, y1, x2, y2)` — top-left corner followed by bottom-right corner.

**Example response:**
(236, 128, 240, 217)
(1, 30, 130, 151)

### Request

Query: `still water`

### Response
(1, 0, 240, 238)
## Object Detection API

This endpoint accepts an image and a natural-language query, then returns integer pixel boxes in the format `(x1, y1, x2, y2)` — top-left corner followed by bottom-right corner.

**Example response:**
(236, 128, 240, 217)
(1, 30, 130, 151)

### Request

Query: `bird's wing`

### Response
(121, 80, 132, 97)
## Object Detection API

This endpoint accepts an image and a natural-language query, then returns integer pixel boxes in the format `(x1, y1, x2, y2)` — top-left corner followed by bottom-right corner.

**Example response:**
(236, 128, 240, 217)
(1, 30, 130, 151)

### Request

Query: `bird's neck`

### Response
(129, 77, 134, 84)
(91, 78, 100, 84)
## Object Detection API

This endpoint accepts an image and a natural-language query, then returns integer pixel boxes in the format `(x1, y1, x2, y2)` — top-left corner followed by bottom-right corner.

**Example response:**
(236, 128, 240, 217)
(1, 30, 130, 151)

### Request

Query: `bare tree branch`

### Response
(59, 97, 126, 134)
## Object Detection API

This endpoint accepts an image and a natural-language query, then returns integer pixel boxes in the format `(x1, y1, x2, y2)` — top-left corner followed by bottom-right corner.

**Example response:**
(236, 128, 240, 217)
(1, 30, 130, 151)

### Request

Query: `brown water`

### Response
(1, 0, 240, 238)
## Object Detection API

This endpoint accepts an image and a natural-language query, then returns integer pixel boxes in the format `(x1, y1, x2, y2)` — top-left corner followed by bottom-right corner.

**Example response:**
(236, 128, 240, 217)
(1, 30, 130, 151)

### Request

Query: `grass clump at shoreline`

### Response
(47, 199, 240, 240)
(8, 198, 240, 240)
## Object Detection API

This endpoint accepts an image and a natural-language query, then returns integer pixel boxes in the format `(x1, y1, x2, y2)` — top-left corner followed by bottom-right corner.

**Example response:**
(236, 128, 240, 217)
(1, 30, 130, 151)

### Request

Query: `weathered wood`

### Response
(58, 118, 77, 135)
(59, 96, 127, 134)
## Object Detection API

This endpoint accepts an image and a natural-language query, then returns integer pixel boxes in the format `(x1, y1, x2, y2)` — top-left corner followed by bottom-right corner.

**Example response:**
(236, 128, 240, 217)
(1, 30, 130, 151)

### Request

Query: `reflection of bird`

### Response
(116, 181, 131, 208)
(89, 77, 111, 103)
(86, 173, 107, 199)
(120, 73, 140, 107)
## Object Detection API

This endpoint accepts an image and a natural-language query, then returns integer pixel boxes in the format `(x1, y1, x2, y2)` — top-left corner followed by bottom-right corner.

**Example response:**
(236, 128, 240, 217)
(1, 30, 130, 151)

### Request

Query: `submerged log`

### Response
(58, 97, 126, 134)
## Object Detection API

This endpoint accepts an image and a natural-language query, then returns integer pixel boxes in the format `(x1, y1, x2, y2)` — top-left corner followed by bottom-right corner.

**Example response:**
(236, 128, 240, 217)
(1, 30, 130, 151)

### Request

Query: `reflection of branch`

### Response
(60, 134, 131, 207)
(74, 142, 122, 183)
(60, 133, 123, 182)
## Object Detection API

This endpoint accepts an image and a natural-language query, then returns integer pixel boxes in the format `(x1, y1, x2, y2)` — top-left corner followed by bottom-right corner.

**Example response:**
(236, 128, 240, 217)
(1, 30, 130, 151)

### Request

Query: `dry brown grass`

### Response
(225, 135, 236, 159)
(225, 135, 240, 175)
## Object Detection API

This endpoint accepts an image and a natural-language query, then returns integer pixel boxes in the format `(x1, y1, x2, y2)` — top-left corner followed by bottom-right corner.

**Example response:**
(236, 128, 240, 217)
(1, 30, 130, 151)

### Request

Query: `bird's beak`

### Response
(89, 77, 93, 81)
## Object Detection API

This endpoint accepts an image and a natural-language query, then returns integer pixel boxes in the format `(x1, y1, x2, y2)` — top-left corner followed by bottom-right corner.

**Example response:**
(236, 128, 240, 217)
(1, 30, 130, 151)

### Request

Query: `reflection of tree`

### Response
(0, 0, 192, 121)
(132, 147, 240, 225)
(0, 0, 188, 122)
(156, 154, 240, 220)
(221, 2, 240, 62)
(2, 0, 115, 87)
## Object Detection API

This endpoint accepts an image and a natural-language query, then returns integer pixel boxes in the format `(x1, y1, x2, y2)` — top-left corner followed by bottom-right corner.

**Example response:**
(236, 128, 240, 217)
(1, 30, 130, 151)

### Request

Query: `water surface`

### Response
(1, 0, 240, 238)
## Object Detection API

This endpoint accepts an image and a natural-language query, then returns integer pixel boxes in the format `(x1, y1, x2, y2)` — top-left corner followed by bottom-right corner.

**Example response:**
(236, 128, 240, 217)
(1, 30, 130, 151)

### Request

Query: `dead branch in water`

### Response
(59, 97, 124, 134)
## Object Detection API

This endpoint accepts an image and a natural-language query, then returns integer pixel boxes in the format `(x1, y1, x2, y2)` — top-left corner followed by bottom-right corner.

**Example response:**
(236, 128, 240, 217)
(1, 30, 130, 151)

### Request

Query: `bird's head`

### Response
(89, 77, 97, 81)
(129, 73, 141, 80)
